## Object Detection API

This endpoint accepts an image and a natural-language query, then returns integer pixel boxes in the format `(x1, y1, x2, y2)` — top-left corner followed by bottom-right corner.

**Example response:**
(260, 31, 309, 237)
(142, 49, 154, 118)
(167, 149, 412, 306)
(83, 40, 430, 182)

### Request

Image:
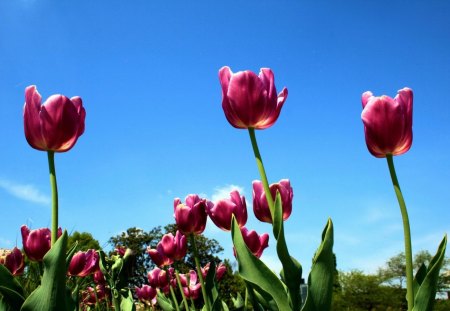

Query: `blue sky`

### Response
(1, 0, 449, 275)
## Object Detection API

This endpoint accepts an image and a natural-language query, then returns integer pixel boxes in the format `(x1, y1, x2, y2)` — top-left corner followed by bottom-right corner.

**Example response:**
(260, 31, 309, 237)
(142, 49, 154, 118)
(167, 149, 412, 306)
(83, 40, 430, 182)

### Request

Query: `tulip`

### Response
(93, 269, 106, 284)
(147, 267, 173, 289)
(180, 270, 202, 300)
(206, 190, 247, 231)
(238, 227, 269, 258)
(201, 262, 227, 281)
(23, 85, 86, 152)
(253, 179, 293, 223)
(174, 194, 208, 235)
(361, 88, 413, 158)
(114, 246, 126, 256)
(218, 66, 288, 129)
(68, 249, 99, 277)
(81, 285, 106, 306)
(21, 225, 62, 261)
(159, 230, 187, 261)
(147, 244, 173, 267)
(0, 247, 25, 275)
(135, 285, 157, 304)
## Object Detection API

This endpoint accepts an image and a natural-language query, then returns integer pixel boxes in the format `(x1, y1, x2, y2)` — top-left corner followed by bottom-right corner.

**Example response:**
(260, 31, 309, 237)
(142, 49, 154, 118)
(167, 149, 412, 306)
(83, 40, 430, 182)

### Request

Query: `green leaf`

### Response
(157, 292, 175, 311)
(413, 263, 427, 297)
(231, 216, 290, 311)
(413, 234, 447, 311)
(204, 261, 219, 307)
(231, 292, 244, 309)
(0, 265, 25, 310)
(21, 231, 69, 311)
(120, 289, 136, 311)
(301, 219, 334, 311)
(273, 192, 302, 309)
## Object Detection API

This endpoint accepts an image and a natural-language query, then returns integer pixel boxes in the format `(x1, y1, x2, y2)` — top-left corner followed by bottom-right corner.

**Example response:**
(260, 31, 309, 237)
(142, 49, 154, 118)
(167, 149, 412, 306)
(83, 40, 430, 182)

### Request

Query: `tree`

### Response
(108, 226, 162, 287)
(332, 270, 406, 310)
(67, 231, 101, 252)
(378, 250, 450, 295)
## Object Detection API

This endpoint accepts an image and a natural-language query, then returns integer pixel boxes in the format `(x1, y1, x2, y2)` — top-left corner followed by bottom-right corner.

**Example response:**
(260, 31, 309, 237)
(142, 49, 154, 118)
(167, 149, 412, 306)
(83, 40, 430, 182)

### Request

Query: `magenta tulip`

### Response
(0, 247, 25, 275)
(147, 244, 173, 267)
(23, 85, 86, 152)
(147, 267, 172, 289)
(180, 270, 202, 300)
(159, 230, 187, 261)
(206, 190, 247, 231)
(82, 285, 107, 306)
(219, 66, 288, 129)
(68, 249, 99, 277)
(253, 179, 293, 223)
(361, 88, 413, 158)
(174, 194, 208, 235)
(21, 225, 62, 261)
(201, 262, 227, 281)
(239, 227, 269, 258)
(135, 285, 157, 303)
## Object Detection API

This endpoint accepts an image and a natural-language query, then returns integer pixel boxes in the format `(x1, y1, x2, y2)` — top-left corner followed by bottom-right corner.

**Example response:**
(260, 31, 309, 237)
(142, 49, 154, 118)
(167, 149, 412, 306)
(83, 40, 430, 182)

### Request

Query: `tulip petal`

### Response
(24, 86, 46, 150)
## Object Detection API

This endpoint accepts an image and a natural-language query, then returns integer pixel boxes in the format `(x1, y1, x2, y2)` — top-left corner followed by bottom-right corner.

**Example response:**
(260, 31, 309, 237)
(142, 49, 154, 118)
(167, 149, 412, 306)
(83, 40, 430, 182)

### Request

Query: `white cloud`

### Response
(0, 179, 50, 205)
(211, 184, 245, 203)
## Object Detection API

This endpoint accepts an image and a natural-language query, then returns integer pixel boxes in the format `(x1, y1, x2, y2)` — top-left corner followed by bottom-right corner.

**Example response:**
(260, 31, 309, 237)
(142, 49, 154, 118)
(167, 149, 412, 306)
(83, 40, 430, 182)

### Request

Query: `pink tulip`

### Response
(82, 285, 107, 306)
(114, 246, 126, 256)
(21, 225, 62, 261)
(148, 244, 173, 267)
(252, 179, 293, 223)
(219, 66, 288, 129)
(147, 267, 172, 289)
(201, 262, 227, 281)
(93, 269, 106, 284)
(239, 227, 269, 258)
(23, 85, 86, 152)
(180, 270, 202, 300)
(159, 231, 187, 261)
(0, 247, 25, 275)
(135, 285, 157, 303)
(361, 88, 413, 158)
(174, 194, 208, 235)
(68, 249, 99, 277)
(206, 190, 247, 231)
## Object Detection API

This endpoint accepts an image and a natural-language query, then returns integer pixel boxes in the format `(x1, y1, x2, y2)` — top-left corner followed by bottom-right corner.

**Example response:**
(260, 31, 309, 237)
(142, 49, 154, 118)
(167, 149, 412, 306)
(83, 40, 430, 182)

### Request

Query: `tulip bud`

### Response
(238, 227, 269, 258)
(219, 66, 288, 129)
(174, 194, 208, 235)
(135, 285, 157, 304)
(21, 225, 62, 261)
(147, 244, 173, 267)
(147, 267, 172, 289)
(159, 230, 187, 261)
(68, 249, 99, 277)
(252, 179, 293, 223)
(206, 190, 247, 231)
(361, 88, 413, 158)
(0, 247, 25, 275)
(23, 85, 86, 152)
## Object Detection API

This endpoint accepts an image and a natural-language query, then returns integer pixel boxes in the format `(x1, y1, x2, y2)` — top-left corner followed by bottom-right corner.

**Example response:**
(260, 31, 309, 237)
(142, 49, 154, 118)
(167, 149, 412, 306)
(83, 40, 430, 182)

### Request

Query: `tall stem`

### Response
(248, 128, 274, 219)
(190, 234, 210, 311)
(47, 151, 59, 246)
(175, 269, 190, 311)
(386, 154, 414, 310)
(169, 286, 180, 311)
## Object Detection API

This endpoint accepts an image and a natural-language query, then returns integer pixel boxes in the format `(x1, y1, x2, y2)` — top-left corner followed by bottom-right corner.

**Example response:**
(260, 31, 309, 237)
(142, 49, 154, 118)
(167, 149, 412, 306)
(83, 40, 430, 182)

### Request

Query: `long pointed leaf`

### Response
(273, 192, 302, 309)
(0, 265, 25, 310)
(302, 219, 334, 311)
(413, 234, 447, 311)
(21, 231, 69, 311)
(231, 217, 290, 311)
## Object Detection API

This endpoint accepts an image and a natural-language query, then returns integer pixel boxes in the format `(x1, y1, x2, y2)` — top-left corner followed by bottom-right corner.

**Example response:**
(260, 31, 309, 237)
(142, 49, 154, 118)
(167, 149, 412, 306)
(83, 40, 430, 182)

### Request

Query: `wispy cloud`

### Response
(211, 184, 245, 203)
(0, 178, 50, 205)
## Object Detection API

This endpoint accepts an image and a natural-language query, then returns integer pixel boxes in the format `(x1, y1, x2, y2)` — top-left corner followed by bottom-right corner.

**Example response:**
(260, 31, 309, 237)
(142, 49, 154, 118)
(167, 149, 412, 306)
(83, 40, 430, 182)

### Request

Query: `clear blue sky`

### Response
(1, 0, 449, 274)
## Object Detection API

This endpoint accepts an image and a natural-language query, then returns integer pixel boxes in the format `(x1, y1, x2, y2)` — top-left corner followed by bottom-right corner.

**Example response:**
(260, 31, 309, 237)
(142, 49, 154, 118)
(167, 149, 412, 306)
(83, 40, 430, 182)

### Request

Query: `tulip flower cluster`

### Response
(0, 64, 445, 311)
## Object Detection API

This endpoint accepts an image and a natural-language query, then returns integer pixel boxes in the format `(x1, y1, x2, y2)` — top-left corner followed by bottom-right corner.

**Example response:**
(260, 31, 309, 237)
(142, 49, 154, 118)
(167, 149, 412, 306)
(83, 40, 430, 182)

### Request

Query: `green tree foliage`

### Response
(109, 226, 162, 287)
(332, 270, 406, 310)
(378, 250, 450, 294)
(67, 231, 101, 252)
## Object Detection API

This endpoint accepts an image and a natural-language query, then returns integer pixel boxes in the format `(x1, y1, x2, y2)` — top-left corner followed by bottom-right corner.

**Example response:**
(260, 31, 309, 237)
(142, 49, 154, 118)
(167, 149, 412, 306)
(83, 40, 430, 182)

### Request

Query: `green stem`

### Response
(386, 154, 414, 310)
(244, 287, 248, 310)
(47, 151, 59, 246)
(175, 269, 190, 311)
(190, 234, 210, 311)
(169, 285, 180, 311)
(248, 128, 275, 220)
